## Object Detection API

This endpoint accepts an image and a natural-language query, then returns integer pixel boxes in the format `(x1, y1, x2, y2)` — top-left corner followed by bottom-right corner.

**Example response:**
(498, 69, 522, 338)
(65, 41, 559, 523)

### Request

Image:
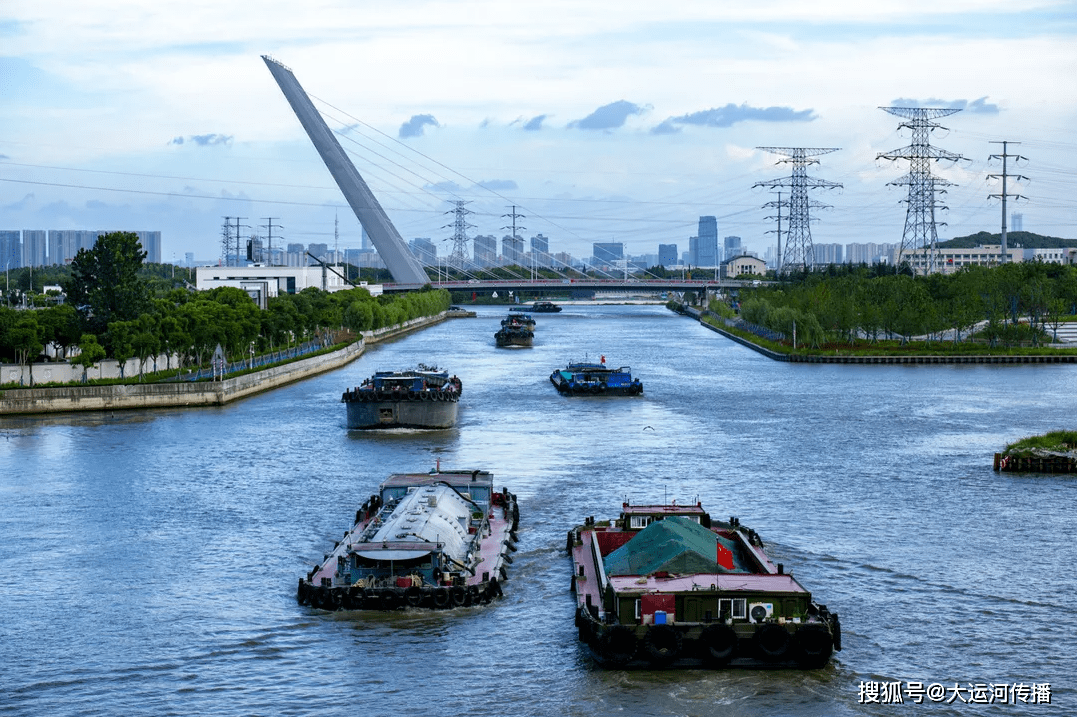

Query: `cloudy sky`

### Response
(2, 0, 1075, 264)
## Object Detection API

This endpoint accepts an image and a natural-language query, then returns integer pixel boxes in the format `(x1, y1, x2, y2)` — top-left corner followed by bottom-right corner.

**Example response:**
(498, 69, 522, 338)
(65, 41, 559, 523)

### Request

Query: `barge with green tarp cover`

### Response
(568, 502, 841, 668)
(341, 366, 461, 429)
(298, 468, 519, 611)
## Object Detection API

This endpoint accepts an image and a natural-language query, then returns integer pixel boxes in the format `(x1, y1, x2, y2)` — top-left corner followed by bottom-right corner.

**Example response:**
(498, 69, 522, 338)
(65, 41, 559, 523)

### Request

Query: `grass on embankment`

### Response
(699, 314, 1077, 358)
(1003, 431, 1077, 456)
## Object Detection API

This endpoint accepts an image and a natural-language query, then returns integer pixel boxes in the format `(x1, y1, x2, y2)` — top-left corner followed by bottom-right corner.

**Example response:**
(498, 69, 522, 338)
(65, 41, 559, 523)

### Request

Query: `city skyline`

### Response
(2, 2, 1074, 265)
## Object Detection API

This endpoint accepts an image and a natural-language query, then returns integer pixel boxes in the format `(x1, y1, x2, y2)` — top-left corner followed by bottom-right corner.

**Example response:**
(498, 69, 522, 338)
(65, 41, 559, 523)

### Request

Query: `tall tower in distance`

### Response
(877, 106, 965, 272)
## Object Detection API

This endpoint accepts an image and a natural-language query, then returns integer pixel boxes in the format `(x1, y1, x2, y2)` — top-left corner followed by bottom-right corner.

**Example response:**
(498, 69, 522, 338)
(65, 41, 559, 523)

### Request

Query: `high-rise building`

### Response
(846, 242, 897, 265)
(473, 235, 497, 268)
(1011, 212, 1024, 232)
(135, 230, 162, 264)
(813, 243, 843, 265)
(658, 243, 678, 267)
(696, 217, 719, 267)
(307, 243, 329, 261)
(502, 235, 524, 265)
(22, 230, 47, 267)
(1, 231, 21, 270)
(723, 235, 742, 261)
(408, 238, 437, 266)
(185, 252, 195, 267)
(530, 234, 550, 268)
(593, 242, 624, 265)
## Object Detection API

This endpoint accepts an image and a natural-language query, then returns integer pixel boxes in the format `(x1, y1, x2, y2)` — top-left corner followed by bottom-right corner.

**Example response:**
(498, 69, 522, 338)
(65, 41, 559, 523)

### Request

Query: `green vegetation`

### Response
(0, 233, 451, 386)
(724, 261, 1077, 352)
(941, 231, 1077, 250)
(1003, 431, 1077, 456)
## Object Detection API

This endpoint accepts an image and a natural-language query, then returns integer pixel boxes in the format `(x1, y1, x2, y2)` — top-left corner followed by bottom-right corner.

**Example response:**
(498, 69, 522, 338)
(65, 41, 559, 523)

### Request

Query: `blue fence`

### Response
(705, 312, 787, 344)
(174, 335, 340, 383)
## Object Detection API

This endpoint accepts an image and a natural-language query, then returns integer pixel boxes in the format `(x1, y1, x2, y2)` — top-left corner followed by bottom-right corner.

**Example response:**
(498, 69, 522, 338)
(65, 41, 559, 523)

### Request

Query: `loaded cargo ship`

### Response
(568, 502, 841, 668)
(298, 468, 519, 610)
(550, 357, 643, 395)
(495, 315, 535, 347)
(511, 301, 561, 313)
(341, 367, 461, 429)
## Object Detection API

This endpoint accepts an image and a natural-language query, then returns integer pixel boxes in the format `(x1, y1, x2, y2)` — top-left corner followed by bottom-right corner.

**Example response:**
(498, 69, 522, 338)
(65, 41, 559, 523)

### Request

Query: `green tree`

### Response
(9, 313, 44, 385)
(70, 334, 107, 383)
(107, 320, 135, 379)
(64, 231, 152, 336)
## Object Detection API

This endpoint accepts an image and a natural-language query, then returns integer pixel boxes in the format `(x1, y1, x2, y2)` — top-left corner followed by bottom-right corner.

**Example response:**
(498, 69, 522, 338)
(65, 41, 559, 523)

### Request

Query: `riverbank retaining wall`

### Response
(0, 312, 451, 416)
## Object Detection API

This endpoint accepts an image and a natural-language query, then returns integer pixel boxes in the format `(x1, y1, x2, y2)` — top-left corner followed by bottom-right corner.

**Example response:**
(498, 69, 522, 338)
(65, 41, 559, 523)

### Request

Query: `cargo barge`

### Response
(568, 502, 840, 668)
(298, 468, 519, 610)
(550, 358, 642, 396)
(341, 367, 461, 429)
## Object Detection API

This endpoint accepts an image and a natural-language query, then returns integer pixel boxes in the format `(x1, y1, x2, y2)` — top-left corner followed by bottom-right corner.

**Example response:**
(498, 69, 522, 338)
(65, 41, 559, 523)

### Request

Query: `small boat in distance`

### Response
(341, 366, 461, 429)
(298, 468, 519, 611)
(568, 501, 841, 669)
(550, 357, 642, 395)
(511, 301, 561, 313)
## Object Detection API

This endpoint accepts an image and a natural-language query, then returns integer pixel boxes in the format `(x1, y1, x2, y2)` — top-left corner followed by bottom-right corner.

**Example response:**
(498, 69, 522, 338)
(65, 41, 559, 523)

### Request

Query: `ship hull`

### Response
(344, 395, 459, 429)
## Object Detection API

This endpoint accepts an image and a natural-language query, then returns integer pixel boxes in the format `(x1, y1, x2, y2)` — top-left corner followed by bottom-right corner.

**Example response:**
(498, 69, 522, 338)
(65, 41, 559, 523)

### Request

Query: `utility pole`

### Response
(754, 148, 841, 274)
(764, 190, 784, 274)
(877, 107, 966, 273)
(501, 205, 526, 275)
(987, 141, 1028, 264)
(261, 217, 283, 266)
(234, 217, 247, 266)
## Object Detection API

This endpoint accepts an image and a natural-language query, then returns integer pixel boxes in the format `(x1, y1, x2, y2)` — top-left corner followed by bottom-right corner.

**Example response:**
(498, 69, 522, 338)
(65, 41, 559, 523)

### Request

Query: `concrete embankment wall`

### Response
(683, 306, 1077, 365)
(0, 312, 451, 416)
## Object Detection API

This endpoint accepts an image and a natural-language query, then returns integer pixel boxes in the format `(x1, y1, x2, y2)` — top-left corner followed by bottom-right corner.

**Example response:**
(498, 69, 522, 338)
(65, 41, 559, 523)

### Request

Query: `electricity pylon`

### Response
(877, 107, 965, 272)
(754, 148, 841, 273)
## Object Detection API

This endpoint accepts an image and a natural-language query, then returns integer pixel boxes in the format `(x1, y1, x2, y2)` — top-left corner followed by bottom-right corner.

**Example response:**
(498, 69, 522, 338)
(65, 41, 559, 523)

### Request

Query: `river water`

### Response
(1, 303, 1074, 716)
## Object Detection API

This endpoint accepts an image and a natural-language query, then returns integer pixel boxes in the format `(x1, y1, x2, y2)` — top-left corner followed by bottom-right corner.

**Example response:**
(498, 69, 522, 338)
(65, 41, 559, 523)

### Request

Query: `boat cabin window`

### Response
(719, 598, 747, 620)
(629, 515, 652, 529)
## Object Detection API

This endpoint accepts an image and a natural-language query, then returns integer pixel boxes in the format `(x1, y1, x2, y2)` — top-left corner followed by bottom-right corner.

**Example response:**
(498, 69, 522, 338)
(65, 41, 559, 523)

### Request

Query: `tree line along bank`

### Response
(0, 232, 451, 385)
(716, 261, 1077, 350)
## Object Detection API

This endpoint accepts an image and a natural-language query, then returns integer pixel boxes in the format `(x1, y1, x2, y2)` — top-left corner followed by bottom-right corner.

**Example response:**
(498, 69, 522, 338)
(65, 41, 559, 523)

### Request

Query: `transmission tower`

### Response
(987, 141, 1029, 264)
(443, 200, 474, 268)
(877, 107, 965, 272)
(754, 148, 841, 272)
(221, 217, 233, 266)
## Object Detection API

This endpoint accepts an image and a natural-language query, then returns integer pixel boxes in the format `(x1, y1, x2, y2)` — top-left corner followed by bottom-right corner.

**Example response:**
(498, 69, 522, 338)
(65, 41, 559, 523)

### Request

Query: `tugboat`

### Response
(495, 314, 534, 347)
(568, 502, 841, 669)
(341, 366, 462, 429)
(298, 467, 520, 611)
(550, 356, 643, 395)
(511, 301, 561, 313)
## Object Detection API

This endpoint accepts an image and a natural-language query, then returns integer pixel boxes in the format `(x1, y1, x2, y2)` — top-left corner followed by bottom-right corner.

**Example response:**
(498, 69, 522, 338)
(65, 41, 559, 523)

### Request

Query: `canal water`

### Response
(1, 304, 1074, 716)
